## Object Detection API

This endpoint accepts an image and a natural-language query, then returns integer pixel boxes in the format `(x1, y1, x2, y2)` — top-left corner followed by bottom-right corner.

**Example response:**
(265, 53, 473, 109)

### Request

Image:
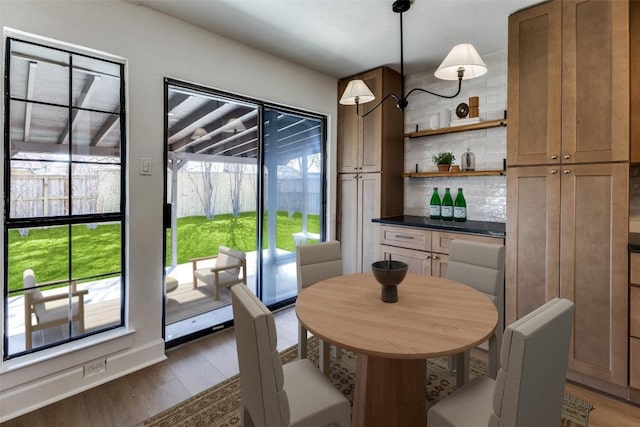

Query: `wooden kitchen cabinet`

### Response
(631, 286, 640, 339)
(338, 173, 380, 275)
(629, 255, 640, 397)
(337, 67, 404, 274)
(377, 225, 503, 279)
(507, 0, 633, 394)
(506, 166, 561, 322)
(507, 0, 561, 167)
(508, 0, 630, 167)
(631, 338, 640, 389)
(560, 163, 628, 386)
(508, 163, 628, 387)
(337, 67, 401, 174)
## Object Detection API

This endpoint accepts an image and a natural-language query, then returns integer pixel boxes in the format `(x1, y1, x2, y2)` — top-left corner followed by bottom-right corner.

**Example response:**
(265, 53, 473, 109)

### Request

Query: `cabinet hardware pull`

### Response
(563, 169, 571, 174)
(432, 255, 439, 260)
(563, 154, 571, 159)
(550, 169, 558, 174)
(425, 255, 431, 259)
(551, 155, 558, 159)
(394, 234, 415, 239)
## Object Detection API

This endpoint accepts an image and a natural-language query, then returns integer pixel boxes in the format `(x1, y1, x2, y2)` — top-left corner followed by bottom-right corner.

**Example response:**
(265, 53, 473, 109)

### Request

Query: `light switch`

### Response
(140, 157, 152, 175)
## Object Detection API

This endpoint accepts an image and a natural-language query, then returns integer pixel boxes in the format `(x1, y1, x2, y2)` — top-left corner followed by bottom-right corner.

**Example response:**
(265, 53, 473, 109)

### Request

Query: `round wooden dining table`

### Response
(295, 272, 498, 427)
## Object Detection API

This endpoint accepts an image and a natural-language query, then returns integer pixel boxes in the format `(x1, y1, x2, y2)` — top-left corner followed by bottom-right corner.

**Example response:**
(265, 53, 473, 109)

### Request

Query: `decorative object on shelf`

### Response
(461, 148, 476, 171)
(469, 96, 479, 118)
(430, 114, 440, 130)
(450, 165, 461, 172)
(429, 188, 441, 219)
(455, 102, 470, 119)
(451, 116, 481, 127)
(454, 188, 467, 222)
(372, 260, 408, 303)
(439, 108, 451, 129)
(441, 188, 454, 220)
(433, 152, 455, 172)
(338, 0, 487, 118)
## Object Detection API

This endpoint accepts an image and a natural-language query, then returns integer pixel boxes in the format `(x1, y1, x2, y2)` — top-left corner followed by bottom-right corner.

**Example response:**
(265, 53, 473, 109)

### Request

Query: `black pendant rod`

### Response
(397, 7, 408, 109)
(355, 0, 465, 118)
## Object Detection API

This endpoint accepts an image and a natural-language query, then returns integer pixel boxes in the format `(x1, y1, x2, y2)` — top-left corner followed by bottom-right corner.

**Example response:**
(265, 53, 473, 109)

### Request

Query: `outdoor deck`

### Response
(6, 249, 298, 354)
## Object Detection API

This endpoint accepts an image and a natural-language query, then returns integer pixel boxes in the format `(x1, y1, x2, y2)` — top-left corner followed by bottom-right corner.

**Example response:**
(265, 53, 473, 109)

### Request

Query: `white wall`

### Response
(0, 0, 338, 421)
(403, 50, 507, 222)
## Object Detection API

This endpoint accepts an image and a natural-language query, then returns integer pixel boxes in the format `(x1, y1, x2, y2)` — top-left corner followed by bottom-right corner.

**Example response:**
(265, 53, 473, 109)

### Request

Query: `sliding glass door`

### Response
(260, 108, 324, 305)
(163, 80, 325, 344)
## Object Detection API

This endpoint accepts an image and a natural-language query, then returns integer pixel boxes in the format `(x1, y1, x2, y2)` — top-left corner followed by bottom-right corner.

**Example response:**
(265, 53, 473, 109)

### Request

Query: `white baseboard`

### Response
(0, 338, 166, 423)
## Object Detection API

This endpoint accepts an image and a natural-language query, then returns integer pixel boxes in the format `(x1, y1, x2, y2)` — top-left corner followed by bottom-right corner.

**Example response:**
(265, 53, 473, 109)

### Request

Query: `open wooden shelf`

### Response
(405, 119, 508, 139)
(403, 170, 506, 178)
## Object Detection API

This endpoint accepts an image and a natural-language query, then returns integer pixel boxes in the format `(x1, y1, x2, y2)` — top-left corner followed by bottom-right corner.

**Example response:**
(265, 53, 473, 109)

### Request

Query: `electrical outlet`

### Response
(83, 359, 107, 378)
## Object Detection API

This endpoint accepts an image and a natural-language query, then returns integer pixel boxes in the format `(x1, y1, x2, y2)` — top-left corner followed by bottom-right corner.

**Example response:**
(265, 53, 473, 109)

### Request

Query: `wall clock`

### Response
(456, 102, 469, 119)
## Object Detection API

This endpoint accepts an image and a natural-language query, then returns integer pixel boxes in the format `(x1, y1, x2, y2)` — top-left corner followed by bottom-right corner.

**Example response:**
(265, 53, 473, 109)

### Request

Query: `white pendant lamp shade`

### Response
(339, 79, 376, 105)
(434, 43, 487, 81)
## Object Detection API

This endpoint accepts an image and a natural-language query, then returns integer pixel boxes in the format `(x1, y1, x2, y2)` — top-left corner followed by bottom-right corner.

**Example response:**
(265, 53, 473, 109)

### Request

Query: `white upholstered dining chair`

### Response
(427, 298, 574, 427)
(295, 240, 343, 374)
(231, 284, 351, 427)
(446, 239, 505, 384)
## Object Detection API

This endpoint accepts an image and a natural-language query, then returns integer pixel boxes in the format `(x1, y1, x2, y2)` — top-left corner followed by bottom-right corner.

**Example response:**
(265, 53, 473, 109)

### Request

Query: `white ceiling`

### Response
(133, 0, 541, 79)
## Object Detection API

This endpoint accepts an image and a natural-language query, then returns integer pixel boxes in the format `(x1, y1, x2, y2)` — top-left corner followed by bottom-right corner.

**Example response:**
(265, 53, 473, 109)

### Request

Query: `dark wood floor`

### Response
(4, 306, 640, 426)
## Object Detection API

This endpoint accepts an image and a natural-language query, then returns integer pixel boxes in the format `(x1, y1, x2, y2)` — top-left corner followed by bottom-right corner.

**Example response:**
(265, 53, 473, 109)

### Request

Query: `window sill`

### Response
(1, 327, 135, 390)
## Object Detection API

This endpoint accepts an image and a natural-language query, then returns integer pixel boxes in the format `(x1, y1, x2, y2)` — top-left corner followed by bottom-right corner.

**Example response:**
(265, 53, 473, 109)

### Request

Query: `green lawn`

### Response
(6, 211, 319, 293)
(167, 211, 319, 265)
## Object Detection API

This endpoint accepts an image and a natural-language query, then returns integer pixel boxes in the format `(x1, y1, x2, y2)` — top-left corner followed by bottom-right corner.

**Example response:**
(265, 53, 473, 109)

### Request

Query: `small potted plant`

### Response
(432, 152, 455, 172)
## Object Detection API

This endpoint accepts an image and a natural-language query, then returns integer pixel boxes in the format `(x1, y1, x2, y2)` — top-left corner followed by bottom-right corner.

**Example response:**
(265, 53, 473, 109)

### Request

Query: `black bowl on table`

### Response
(371, 260, 408, 302)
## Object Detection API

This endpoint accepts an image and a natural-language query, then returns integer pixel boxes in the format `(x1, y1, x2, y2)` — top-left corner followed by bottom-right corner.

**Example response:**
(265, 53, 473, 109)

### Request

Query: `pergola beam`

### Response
(23, 61, 38, 142)
(58, 74, 101, 145)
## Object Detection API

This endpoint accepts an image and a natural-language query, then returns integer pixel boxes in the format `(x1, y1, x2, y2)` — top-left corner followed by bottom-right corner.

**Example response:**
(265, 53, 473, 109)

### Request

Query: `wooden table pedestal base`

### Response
(352, 354, 427, 427)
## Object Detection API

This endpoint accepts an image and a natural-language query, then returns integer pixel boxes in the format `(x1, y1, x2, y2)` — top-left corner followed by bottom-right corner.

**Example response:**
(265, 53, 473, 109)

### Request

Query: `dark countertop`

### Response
(372, 215, 506, 238)
(629, 233, 640, 252)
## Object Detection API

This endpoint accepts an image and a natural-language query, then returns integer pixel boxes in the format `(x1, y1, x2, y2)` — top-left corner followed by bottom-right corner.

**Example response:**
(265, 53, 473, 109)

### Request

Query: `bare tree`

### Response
(226, 163, 244, 217)
(188, 161, 217, 219)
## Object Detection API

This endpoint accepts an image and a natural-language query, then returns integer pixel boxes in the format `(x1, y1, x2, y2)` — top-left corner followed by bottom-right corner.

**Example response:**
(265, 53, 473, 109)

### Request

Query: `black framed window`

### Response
(3, 37, 126, 359)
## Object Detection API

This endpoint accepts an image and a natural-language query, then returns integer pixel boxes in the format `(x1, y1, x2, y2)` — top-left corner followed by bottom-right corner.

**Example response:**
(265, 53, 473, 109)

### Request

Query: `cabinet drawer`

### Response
(632, 338, 640, 389)
(632, 286, 640, 338)
(432, 231, 505, 255)
(377, 245, 431, 275)
(631, 253, 640, 285)
(379, 225, 431, 251)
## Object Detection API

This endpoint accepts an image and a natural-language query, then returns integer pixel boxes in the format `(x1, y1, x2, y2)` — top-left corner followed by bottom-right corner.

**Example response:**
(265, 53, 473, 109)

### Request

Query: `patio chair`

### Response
(191, 246, 247, 300)
(23, 269, 88, 350)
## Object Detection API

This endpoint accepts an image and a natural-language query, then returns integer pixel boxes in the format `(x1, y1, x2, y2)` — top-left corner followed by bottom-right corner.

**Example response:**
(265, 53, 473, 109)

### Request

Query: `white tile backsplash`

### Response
(403, 49, 507, 223)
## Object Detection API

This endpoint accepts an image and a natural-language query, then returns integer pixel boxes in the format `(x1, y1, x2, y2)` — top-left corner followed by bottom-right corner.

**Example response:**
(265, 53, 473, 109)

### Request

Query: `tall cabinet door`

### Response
(338, 173, 381, 275)
(505, 166, 561, 324)
(560, 163, 628, 385)
(562, 0, 629, 164)
(337, 69, 382, 174)
(359, 173, 381, 273)
(507, 0, 562, 167)
(338, 173, 359, 274)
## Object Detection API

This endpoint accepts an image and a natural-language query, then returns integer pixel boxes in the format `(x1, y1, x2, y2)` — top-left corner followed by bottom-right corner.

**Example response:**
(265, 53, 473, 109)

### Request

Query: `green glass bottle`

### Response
(441, 188, 454, 220)
(454, 188, 467, 222)
(429, 188, 441, 219)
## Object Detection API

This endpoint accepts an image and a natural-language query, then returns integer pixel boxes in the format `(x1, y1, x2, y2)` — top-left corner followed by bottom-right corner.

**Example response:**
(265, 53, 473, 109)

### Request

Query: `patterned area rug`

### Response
(140, 338, 593, 426)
